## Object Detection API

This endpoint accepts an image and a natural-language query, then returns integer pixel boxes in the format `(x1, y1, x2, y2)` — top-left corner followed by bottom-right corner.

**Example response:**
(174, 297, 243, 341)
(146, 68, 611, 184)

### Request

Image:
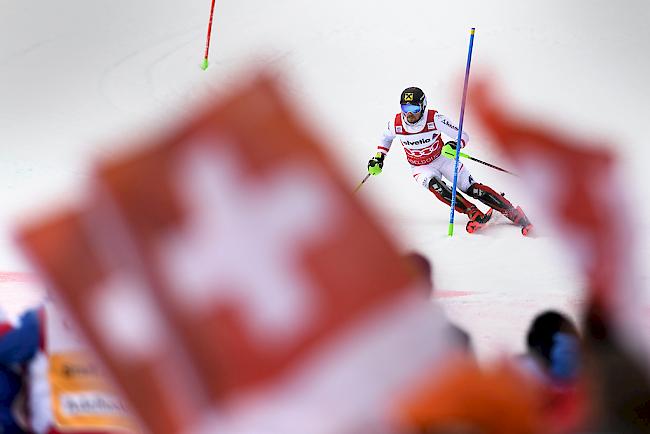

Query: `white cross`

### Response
(91, 272, 167, 361)
(158, 137, 341, 346)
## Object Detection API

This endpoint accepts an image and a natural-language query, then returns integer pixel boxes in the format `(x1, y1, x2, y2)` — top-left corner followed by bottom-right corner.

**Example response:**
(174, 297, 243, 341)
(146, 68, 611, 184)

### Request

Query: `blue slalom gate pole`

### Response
(448, 28, 476, 236)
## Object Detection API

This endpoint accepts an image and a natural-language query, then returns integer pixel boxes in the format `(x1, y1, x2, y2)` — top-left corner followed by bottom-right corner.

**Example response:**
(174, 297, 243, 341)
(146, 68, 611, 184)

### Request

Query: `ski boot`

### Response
(505, 206, 533, 236)
(466, 208, 494, 234)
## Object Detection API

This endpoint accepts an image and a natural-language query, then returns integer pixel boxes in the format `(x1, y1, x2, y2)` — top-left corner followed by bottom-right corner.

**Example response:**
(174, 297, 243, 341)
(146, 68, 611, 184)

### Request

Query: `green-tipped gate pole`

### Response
(201, 0, 217, 70)
(448, 28, 476, 236)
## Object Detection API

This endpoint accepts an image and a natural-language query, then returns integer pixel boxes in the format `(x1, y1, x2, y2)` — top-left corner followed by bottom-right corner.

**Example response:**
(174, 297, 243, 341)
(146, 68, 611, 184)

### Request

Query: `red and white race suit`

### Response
(377, 109, 475, 192)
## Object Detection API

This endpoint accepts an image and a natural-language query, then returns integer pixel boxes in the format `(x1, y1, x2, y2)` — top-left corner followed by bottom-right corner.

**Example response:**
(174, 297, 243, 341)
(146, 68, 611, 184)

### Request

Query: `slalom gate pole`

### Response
(456, 151, 518, 176)
(448, 28, 476, 237)
(354, 173, 371, 193)
(201, 0, 217, 70)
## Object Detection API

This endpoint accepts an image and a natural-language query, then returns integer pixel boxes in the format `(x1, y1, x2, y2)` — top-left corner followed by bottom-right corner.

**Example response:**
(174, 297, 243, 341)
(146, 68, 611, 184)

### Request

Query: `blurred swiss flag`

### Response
(18, 209, 206, 434)
(470, 80, 650, 365)
(18, 72, 452, 434)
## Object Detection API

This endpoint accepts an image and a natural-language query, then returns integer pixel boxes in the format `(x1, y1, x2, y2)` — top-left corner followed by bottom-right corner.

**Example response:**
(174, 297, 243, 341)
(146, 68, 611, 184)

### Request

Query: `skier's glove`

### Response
(367, 152, 385, 175)
(442, 141, 458, 160)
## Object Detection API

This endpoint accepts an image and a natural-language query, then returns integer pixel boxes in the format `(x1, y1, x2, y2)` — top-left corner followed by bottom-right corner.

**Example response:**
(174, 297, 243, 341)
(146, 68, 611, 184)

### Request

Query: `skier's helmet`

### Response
(400, 87, 427, 115)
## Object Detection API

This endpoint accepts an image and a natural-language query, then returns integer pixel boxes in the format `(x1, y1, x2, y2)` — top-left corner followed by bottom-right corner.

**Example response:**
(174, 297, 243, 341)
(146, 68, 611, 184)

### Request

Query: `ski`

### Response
(466, 207, 533, 236)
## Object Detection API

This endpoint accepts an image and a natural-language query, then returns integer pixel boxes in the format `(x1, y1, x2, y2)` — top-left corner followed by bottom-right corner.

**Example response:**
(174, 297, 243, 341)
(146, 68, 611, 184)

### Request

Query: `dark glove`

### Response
(367, 152, 385, 175)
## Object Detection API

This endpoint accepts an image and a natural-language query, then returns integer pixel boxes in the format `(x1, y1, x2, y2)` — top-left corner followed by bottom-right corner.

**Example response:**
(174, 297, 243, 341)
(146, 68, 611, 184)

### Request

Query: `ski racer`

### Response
(367, 86, 532, 235)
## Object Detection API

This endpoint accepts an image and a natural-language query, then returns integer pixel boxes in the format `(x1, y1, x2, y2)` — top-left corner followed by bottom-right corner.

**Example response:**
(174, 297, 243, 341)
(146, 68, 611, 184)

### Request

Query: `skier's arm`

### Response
(377, 119, 396, 156)
(368, 120, 396, 175)
(435, 113, 469, 148)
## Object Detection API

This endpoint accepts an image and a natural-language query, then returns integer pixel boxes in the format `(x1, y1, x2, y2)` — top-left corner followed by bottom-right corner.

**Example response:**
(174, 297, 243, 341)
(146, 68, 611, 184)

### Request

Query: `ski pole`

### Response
(201, 0, 217, 70)
(354, 173, 371, 193)
(448, 28, 476, 237)
(446, 149, 518, 176)
(461, 152, 518, 176)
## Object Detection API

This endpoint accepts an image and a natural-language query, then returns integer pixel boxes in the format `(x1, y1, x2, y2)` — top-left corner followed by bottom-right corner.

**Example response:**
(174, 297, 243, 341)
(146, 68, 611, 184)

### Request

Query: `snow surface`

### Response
(1, 0, 649, 359)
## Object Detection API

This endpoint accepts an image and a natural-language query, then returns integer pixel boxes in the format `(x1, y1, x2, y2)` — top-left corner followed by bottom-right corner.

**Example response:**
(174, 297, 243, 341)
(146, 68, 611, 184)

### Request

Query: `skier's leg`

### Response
(434, 159, 485, 219)
(465, 183, 513, 214)
(427, 177, 483, 219)
(412, 164, 482, 219)
(437, 158, 532, 234)
(465, 183, 531, 228)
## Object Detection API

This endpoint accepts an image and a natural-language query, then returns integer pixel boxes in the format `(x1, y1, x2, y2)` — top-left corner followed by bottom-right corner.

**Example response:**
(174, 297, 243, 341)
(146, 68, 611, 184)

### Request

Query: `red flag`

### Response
(20, 71, 453, 433)
(471, 79, 649, 361)
(18, 210, 206, 434)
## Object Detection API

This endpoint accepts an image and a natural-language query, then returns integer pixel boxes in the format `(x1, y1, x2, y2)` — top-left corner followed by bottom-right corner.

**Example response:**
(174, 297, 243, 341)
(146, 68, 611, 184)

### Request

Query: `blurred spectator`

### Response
(0, 308, 26, 434)
(520, 310, 581, 384)
(580, 302, 650, 434)
(0, 302, 136, 434)
(0, 365, 24, 434)
(403, 252, 474, 357)
(516, 310, 586, 433)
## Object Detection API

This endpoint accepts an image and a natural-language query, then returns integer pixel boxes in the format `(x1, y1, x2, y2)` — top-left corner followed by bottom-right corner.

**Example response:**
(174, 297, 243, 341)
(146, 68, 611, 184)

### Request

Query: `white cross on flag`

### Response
(19, 72, 452, 434)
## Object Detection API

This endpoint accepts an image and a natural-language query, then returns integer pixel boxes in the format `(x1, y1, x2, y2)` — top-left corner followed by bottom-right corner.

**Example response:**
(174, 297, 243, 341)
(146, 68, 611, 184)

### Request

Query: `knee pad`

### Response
(467, 182, 483, 199)
(428, 177, 447, 195)
(429, 177, 474, 213)
(428, 177, 454, 205)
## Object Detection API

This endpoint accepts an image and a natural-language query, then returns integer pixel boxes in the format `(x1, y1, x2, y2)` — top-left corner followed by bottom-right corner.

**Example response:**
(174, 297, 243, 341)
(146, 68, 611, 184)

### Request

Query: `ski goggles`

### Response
(401, 103, 422, 114)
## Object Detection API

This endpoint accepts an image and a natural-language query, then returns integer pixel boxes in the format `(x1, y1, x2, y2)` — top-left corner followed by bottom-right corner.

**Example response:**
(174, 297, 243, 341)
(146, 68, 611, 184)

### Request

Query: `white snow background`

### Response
(1, 0, 649, 360)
